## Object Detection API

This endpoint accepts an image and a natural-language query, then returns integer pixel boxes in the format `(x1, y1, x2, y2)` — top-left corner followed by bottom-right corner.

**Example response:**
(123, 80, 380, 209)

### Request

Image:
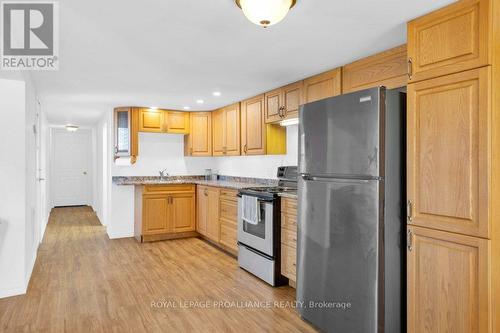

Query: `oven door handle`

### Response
(237, 242, 275, 261)
(237, 193, 275, 203)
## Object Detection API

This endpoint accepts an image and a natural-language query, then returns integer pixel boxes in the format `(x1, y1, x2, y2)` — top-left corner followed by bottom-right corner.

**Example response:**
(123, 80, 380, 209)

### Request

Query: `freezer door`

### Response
(297, 177, 381, 333)
(299, 87, 384, 178)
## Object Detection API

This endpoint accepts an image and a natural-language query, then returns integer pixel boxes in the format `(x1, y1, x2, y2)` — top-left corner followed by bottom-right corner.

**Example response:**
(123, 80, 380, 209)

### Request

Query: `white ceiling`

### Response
(32, 0, 455, 125)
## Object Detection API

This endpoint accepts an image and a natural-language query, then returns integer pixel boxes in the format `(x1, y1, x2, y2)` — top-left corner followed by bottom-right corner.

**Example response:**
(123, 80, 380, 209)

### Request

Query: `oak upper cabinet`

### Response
(113, 107, 139, 163)
(139, 108, 164, 132)
(185, 112, 212, 156)
(407, 0, 490, 82)
(302, 68, 342, 104)
(265, 81, 303, 123)
(407, 67, 489, 238)
(165, 111, 189, 134)
(407, 225, 490, 333)
(213, 103, 241, 156)
(196, 186, 220, 243)
(241, 94, 266, 155)
(342, 45, 408, 93)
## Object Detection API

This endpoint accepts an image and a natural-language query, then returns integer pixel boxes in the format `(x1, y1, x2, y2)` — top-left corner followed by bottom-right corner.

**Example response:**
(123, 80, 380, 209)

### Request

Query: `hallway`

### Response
(0, 207, 313, 332)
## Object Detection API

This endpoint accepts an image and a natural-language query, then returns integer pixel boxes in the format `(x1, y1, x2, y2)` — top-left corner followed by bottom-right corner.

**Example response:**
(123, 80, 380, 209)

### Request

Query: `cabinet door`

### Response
(407, 226, 489, 333)
(407, 68, 489, 237)
(303, 68, 342, 104)
(170, 193, 195, 233)
(139, 109, 163, 132)
(196, 186, 208, 236)
(224, 103, 241, 156)
(282, 81, 302, 119)
(212, 109, 225, 156)
(142, 195, 169, 234)
(407, 0, 490, 82)
(166, 111, 189, 134)
(342, 44, 408, 93)
(186, 112, 212, 156)
(206, 187, 220, 242)
(241, 94, 266, 155)
(264, 88, 283, 123)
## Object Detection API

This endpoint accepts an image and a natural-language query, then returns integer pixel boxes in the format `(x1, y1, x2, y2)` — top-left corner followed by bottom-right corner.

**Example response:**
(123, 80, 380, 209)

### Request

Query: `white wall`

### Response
(112, 125, 298, 179)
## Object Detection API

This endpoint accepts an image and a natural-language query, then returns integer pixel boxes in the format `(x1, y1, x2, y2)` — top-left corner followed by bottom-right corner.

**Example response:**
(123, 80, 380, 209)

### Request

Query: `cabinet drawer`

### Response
(281, 213, 297, 232)
(220, 224, 237, 251)
(281, 228, 297, 248)
(220, 189, 238, 201)
(220, 200, 237, 221)
(281, 243, 296, 281)
(144, 184, 195, 194)
(281, 197, 297, 214)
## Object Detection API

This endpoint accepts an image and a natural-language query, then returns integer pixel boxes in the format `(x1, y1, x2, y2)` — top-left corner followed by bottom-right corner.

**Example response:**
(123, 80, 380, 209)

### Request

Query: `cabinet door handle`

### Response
(407, 229, 413, 252)
(190, 147, 193, 155)
(407, 200, 413, 223)
(407, 58, 413, 80)
(243, 144, 248, 154)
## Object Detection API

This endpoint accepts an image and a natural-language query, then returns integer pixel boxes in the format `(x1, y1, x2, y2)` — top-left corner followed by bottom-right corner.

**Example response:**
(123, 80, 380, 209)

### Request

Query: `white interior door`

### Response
(52, 128, 92, 207)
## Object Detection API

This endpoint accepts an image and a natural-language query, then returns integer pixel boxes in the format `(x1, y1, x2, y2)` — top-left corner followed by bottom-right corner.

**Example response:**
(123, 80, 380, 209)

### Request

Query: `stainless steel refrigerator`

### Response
(297, 87, 405, 333)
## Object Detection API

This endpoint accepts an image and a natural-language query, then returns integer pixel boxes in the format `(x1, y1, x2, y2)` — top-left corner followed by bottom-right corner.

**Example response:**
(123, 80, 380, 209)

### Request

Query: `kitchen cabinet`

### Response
(135, 185, 196, 242)
(165, 111, 189, 134)
(185, 112, 212, 156)
(241, 94, 286, 155)
(264, 81, 302, 123)
(139, 108, 164, 132)
(213, 103, 241, 156)
(280, 197, 297, 286)
(407, 0, 490, 83)
(302, 68, 342, 104)
(407, 225, 489, 333)
(407, 67, 489, 238)
(196, 185, 220, 243)
(219, 189, 238, 255)
(113, 107, 139, 163)
(342, 44, 408, 93)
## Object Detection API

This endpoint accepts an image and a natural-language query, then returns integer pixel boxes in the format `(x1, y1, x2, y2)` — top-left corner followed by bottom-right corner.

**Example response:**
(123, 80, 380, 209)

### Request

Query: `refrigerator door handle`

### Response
(300, 173, 311, 180)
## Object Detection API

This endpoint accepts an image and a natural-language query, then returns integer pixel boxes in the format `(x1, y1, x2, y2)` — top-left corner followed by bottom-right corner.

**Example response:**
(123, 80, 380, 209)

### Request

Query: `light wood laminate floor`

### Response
(0, 207, 315, 332)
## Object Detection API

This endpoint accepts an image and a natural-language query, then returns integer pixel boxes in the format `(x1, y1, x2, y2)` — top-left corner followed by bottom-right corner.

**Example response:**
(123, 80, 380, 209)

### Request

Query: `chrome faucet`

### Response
(159, 169, 169, 181)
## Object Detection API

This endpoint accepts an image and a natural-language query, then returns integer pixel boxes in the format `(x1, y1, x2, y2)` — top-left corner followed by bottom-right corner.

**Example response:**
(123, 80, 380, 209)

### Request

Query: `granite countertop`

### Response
(113, 175, 277, 190)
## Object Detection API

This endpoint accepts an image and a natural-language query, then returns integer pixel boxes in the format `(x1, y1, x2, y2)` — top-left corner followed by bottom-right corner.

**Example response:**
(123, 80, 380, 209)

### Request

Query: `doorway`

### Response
(51, 128, 92, 207)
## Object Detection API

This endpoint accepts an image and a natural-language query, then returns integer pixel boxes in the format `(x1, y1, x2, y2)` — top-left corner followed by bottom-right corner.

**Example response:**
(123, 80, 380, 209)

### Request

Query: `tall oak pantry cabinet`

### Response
(406, 0, 500, 332)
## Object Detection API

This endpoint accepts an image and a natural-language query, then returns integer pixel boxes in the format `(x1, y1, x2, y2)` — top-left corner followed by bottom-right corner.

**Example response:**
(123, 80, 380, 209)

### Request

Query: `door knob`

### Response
(83, 171, 88, 175)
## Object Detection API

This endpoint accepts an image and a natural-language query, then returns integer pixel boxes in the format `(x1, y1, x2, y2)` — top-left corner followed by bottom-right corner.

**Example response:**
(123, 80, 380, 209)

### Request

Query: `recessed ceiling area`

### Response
(31, 0, 455, 125)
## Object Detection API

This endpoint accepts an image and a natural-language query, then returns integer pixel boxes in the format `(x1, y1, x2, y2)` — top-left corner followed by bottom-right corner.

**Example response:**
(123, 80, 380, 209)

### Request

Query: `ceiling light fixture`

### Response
(235, 0, 296, 28)
(66, 125, 79, 132)
(183, 106, 191, 110)
(196, 100, 204, 104)
(213, 91, 221, 97)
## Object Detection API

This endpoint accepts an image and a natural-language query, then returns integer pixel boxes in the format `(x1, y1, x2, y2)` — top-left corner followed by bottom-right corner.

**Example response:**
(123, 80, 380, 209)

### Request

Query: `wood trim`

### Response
(342, 44, 408, 93)
(141, 231, 198, 243)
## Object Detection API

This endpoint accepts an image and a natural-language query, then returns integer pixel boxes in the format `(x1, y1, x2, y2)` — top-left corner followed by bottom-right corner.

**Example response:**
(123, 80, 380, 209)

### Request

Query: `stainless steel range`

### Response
(237, 166, 297, 286)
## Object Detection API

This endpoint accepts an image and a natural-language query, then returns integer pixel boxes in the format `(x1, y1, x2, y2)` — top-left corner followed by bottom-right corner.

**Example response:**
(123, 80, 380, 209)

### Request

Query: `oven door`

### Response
(237, 197, 274, 257)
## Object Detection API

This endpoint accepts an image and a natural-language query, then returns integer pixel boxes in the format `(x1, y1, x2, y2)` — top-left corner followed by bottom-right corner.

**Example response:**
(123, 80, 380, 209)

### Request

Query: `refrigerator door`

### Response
(297, 177, 381, 333)
(299, 87, 384, 178)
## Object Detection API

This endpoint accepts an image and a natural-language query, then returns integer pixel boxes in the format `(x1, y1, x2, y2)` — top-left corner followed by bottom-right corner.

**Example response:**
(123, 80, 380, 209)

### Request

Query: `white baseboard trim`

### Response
(25, 248, 37, 287)
(107, 228, 134, 239)
(0, 284, 26, 299)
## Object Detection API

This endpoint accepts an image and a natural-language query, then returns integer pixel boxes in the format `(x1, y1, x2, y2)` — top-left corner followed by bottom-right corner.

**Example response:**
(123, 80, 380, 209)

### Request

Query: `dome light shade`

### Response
(236, 0, 296, 28)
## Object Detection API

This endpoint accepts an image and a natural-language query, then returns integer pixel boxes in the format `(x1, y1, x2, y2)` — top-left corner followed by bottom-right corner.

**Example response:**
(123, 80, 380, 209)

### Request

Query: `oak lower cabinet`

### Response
(280, 197, 297, 286)
(135, 185, 196, 242)
(218, 189, 238, 255)
(407, 225, 490, 333)
(407, 0, 490, 83)
(196, 185, 220, 243)
(302, 68, 342, 104)
(185, 112, 212, 156)
(241, 94, 286, 155)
